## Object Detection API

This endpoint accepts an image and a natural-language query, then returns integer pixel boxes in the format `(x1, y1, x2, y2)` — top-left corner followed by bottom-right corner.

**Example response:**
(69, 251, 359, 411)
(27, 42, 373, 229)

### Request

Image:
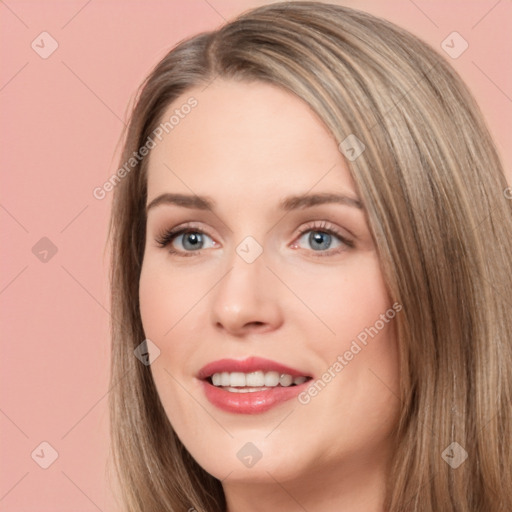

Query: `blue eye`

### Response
(155, 227, 216, 255)
(298, 230, 340, 251)
(294, 222, 353, 256)
(155, 220, 354, 257)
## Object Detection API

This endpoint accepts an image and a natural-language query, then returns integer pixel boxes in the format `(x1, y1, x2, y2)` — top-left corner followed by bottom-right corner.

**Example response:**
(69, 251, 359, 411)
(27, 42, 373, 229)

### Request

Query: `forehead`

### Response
(145, 79, 356, 204)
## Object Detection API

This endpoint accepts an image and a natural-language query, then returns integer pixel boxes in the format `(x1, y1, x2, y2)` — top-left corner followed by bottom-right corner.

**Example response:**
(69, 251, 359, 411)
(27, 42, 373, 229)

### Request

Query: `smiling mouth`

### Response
(198, 357, 314, 412)
(206, 371, 312, 392)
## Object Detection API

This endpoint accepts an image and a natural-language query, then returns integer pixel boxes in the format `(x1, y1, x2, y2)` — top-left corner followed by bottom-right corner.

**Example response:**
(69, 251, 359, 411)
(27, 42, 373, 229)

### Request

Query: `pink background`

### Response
(1, 1, 510, 510)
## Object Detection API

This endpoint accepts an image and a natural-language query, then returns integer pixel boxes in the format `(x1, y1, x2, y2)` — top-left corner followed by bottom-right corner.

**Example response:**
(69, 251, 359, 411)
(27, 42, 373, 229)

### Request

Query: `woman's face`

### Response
(139, 79, 400, 490)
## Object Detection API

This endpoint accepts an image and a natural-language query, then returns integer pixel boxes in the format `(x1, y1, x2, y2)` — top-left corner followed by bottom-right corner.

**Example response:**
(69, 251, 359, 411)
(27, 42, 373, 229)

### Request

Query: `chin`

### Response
(184, 435, 318, 485)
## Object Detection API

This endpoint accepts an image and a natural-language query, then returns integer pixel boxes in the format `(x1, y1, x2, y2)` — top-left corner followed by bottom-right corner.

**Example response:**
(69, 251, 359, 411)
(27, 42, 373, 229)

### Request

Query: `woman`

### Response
(107, 2, 512, 511)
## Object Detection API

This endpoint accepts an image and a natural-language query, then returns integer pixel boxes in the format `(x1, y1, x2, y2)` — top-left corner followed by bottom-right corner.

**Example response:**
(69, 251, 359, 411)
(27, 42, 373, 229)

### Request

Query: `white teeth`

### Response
(220, 372, 230, 386)
(264, 371, 280, 387)
(279, 374, 293, 387)
(209, 371, 309, 388)
(230, 372, 246, 387)
(245, 371, 265, 387)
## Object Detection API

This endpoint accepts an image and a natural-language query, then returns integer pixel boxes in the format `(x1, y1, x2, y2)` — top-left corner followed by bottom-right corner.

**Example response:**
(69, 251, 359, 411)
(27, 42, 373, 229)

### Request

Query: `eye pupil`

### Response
(183, 232, 202, 250)
(310, 231, 331, 250)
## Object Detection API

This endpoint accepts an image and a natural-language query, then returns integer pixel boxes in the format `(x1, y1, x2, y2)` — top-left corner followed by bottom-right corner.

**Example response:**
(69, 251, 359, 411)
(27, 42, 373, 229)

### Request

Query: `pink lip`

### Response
(197, 357, 312, 415)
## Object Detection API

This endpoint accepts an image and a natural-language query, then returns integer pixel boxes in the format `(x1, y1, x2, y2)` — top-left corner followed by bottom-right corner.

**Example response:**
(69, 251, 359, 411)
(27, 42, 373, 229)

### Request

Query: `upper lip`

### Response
(197, 356, 311, 380)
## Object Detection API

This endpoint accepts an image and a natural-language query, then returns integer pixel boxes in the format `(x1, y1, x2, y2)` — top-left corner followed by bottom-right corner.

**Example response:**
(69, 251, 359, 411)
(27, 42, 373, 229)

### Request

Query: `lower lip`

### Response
(201, 380, 309, 414)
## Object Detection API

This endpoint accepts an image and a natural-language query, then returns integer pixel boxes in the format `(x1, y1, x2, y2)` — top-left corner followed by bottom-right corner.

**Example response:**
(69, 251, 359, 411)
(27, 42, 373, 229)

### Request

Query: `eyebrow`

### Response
(145, 191, 363, 214)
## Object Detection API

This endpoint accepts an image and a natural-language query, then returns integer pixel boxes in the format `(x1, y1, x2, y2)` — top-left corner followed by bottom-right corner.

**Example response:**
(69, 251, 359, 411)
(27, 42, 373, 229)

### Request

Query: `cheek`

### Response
(138, 262, 193, 387)
(139, 262, 200, 424)
(139, 259, 202, 339)
(138, 258, 211, 374)
(294, 253, 400, 407)
(291, 253, 392, 347)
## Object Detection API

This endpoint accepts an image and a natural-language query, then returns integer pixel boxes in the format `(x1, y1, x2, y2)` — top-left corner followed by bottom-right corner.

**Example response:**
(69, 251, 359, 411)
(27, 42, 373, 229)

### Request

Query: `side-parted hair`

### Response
(107, 2, 512, 511)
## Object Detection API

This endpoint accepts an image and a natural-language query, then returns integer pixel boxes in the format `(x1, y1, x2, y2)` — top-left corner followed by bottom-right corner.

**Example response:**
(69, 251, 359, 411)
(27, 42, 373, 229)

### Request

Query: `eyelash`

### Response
(154, 220, 354, 258)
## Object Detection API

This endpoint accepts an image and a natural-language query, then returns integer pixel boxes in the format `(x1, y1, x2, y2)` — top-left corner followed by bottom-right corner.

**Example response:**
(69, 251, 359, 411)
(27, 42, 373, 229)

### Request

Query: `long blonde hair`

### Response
(107, 2, 512, 511)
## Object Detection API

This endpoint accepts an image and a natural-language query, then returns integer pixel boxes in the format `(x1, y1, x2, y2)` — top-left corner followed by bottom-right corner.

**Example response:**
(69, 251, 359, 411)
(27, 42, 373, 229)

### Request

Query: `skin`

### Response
(139, 79, 401, 512)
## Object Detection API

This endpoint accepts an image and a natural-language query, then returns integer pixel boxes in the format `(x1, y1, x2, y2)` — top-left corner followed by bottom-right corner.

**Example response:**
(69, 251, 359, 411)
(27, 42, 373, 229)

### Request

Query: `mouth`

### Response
(198, 357, 313, 414)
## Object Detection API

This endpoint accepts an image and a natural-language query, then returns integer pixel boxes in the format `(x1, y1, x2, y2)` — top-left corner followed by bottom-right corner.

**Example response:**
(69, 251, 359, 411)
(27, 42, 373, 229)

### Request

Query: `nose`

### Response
(210, 246, 284, 337)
